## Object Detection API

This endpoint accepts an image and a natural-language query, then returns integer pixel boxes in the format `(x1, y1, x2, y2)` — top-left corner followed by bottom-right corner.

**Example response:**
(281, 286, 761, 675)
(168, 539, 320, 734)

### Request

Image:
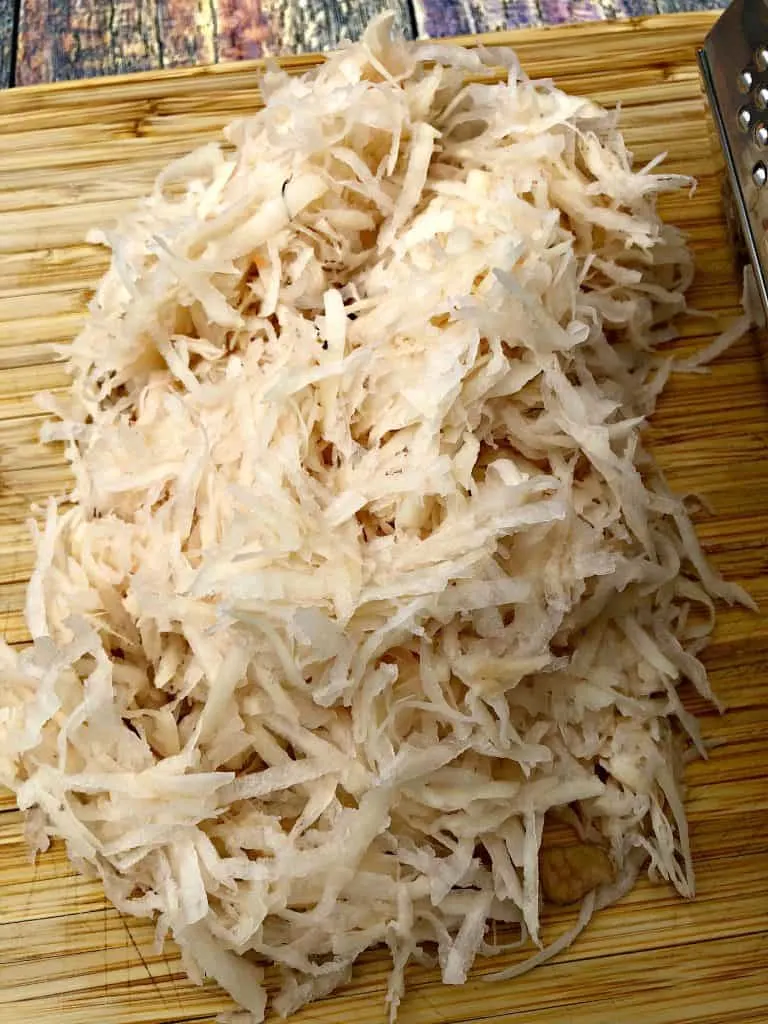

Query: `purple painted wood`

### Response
(411, 0, 725, 31)
(13, 0, 412, 86)
(217, 0, 270, 60)
(468, 0, 542, 32)
(612, 0, 658, 16)
(217, 0, 415, 59)
(7, 0, 730, 90)
(412, 0, 618, 35)
(501, 0, 544, 28)
(413, 0, 472, 38)
(16, 0, 161, 85)
(655, 0, 724, 11)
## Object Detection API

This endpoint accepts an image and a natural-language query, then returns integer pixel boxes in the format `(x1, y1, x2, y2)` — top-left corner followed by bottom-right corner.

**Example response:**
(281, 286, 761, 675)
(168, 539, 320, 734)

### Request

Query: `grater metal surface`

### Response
(699, 0, 768, 326)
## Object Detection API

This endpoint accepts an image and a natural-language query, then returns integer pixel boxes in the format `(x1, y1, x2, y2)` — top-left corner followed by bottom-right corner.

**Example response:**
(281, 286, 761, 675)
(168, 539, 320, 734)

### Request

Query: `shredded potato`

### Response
(0, 16, 753, 1020)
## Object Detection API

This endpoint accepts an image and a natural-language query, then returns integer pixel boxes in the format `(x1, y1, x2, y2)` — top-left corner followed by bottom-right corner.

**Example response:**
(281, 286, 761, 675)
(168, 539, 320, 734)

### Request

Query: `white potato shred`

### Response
(0, 16, 752, 1021)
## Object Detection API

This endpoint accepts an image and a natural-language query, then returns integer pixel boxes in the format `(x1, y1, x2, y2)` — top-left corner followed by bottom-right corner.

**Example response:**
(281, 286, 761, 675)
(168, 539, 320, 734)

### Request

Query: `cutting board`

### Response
(1, 12, 767, 1024)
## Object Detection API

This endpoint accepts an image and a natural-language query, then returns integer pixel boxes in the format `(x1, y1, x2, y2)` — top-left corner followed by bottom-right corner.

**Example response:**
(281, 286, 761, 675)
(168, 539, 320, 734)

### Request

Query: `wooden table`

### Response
(0, 0, 728, 90)
(0, 11, 767, 1024)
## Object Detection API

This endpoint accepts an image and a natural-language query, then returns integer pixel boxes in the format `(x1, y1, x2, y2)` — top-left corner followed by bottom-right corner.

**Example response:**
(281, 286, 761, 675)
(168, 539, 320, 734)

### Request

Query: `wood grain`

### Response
(656, 0, 723, 11)
(1, 11, 768, 1024)
(0, 0, 16, 89)
(614, 0, 658, 14)
(410, 0, 543, 36)
(410, 0, 730, 34)
(7, 0, 732, 89)
(218, 0, 416, 59)
(16, 0, 217, 84)
(0, 12, 726, 108)
(157, 0, 217, 68)
(16, 0, 161, 85)
(216, 0, 272, 59)
(14, 0, 415, 85)
(410, 0, 640, 35)
(257, 0, 415, 56)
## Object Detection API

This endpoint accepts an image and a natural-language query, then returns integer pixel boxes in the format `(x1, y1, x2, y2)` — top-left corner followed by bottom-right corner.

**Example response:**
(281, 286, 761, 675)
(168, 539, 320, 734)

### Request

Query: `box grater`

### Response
(698, 0, 768, 326)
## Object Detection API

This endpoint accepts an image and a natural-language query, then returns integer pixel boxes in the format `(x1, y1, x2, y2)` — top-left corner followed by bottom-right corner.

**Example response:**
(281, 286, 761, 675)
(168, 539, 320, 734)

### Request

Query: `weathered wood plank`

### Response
(16, 0, 161, 86)
(1, 13, 721, 116)
(656, 0, 724, 11)
(537, 0, 607, 26)
(10, 0, 732, 92)
(613, 0, 659, 15)
(157, 0, 217, 68)
(15, 0, 415, 87)
(410, 0, 729, 34)
(411, 0, 611, 36)
(217, 0, 416, 61)
(215, 0, 271, 59)
(412, 0, 472, 36)
(0, 0, 15, 89)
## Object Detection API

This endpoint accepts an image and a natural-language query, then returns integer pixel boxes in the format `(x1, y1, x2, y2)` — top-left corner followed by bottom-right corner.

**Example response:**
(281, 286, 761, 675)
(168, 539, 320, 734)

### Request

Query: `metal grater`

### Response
(698, 0, 768, 325)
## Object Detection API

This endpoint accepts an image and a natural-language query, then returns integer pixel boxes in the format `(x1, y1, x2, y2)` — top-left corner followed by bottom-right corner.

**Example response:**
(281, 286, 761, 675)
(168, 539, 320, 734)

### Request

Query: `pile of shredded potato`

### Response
(0, 16, 752, 1020)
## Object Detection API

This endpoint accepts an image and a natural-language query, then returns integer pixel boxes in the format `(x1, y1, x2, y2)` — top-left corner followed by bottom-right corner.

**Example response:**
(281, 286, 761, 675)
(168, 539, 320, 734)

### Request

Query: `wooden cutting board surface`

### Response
(1, 12, 767, 1023)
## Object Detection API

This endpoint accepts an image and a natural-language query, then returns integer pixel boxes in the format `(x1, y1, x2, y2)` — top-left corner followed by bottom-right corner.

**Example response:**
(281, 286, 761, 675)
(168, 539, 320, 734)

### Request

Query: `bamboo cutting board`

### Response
(1, 12, 767, 1024)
